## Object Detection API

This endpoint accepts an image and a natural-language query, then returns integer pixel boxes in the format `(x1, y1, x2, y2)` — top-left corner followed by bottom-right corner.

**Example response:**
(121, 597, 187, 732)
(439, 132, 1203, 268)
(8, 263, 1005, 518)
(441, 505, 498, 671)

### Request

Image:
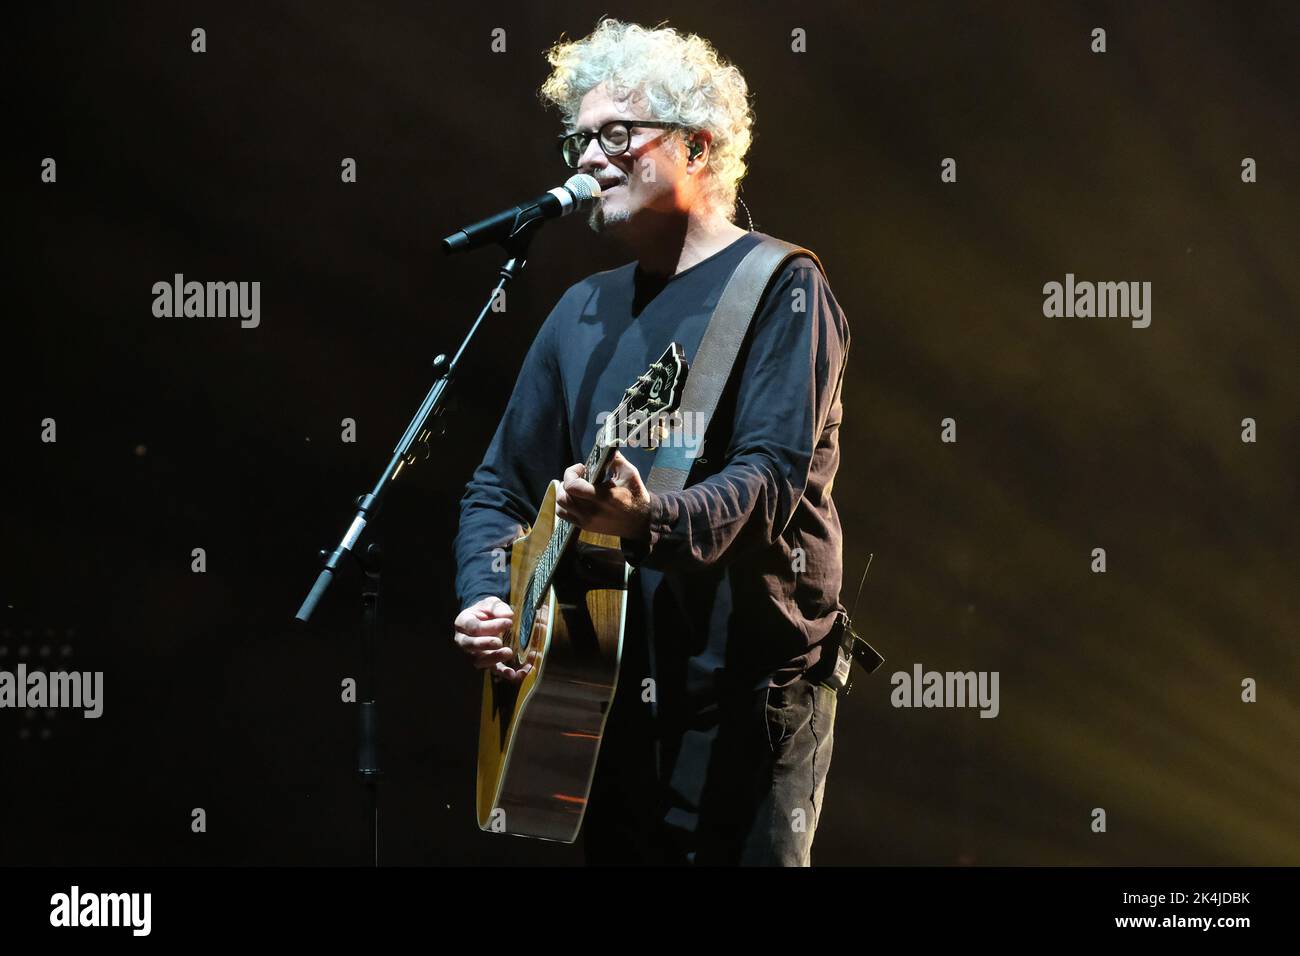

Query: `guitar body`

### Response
(472, 341, 686, 843)
(476, 479, 630, 842)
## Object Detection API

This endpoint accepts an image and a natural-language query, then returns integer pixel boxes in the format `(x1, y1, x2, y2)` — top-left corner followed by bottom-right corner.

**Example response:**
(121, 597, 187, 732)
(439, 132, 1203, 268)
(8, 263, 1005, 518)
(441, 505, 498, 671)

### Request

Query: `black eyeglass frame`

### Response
(557, 120, 688, 168)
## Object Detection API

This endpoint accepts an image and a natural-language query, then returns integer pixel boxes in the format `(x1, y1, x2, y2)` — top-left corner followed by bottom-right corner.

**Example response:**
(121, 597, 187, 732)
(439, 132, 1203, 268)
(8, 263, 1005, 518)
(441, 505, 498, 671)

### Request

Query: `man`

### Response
(451, 18, 850, 865)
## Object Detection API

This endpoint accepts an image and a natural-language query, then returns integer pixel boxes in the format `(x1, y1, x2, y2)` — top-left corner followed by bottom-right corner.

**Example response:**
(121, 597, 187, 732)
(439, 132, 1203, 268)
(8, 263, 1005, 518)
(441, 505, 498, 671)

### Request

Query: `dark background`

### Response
(4, 1, 1297, 865)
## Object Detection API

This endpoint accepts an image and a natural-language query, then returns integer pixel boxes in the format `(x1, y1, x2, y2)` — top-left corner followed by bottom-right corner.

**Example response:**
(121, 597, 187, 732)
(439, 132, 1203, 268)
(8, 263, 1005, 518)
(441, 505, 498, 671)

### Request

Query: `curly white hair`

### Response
(539, 18, 754, 222)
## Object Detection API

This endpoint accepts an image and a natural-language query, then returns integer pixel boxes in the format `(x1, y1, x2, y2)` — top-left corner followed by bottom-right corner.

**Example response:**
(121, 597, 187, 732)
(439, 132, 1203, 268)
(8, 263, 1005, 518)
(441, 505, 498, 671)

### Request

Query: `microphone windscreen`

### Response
(565, 173, 601, 206)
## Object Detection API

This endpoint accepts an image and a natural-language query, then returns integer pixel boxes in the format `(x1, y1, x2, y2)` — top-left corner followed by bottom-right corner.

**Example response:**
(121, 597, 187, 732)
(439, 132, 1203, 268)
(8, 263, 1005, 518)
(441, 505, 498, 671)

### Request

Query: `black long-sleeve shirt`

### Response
(453, 230, 849, 710)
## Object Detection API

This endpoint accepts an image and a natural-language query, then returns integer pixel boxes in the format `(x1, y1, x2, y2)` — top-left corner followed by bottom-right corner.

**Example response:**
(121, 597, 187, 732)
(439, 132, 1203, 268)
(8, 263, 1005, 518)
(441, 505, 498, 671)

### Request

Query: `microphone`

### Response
(441, 174, 602, 254)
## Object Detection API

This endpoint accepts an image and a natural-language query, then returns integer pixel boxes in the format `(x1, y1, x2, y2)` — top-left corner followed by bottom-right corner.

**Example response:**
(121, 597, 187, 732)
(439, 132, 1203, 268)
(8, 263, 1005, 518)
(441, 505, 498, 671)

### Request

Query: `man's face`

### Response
(572, 83, 689, 233)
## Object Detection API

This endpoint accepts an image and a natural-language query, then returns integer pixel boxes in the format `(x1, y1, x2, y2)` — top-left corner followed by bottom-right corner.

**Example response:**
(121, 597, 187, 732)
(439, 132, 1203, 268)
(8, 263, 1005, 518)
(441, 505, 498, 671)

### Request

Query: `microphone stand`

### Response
(294, 219, 543, 866)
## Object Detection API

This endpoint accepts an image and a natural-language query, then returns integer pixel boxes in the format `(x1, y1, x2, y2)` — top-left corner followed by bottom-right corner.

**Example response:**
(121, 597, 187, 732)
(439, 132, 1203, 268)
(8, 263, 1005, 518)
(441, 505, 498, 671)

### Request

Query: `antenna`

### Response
(849, 553, 874, 623)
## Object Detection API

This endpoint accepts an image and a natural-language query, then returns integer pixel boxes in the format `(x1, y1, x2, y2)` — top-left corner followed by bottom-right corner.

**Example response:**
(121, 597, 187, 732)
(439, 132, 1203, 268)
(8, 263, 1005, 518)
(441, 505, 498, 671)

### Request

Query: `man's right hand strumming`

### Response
(453, 597, 531, 685)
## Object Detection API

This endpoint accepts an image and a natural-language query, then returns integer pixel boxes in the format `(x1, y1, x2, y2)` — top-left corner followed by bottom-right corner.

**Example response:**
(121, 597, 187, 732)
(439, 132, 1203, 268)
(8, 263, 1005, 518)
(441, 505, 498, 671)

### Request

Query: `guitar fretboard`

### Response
(511, 343, 685, 654)
(525, 426, 614, 615)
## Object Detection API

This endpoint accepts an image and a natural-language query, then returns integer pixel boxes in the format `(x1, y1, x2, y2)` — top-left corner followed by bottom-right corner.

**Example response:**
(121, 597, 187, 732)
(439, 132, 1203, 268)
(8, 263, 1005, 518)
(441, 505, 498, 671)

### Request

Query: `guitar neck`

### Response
(527, 437, 615, 610)
(516, 341, 686, 620)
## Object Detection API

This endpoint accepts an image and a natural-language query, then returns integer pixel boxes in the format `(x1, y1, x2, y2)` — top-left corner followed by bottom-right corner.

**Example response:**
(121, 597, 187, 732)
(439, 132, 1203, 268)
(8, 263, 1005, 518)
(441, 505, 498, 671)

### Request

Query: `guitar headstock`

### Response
(606, 343, 689, 449)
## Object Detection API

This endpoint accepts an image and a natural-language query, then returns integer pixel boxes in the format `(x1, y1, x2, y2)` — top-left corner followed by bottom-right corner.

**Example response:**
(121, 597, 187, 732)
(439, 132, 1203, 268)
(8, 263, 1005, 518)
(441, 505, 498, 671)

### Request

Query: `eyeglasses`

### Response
(557, 120, 683, 168)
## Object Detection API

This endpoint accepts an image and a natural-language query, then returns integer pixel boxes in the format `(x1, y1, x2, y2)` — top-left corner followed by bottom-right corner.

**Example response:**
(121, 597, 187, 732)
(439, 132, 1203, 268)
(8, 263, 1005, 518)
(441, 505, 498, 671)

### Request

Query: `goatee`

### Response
(588, 203, 632, 234)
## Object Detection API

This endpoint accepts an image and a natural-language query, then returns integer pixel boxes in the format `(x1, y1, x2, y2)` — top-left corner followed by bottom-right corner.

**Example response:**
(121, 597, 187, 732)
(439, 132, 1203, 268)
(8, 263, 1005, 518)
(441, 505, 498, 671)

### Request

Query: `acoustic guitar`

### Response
(477, 342, 688, 841)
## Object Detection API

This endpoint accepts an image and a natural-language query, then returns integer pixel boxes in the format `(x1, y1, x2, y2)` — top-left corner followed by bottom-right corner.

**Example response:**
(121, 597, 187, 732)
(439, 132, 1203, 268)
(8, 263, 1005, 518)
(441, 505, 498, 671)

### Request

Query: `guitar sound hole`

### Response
(518, 598, 548, 656)
(518, 608, 535, 653)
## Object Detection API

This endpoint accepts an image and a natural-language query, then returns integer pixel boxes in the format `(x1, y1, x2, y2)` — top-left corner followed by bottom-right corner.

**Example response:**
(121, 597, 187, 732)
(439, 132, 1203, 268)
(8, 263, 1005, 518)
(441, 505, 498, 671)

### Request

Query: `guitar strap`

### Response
(640, 234, 885, 695)
(643, 235, 825, 496)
